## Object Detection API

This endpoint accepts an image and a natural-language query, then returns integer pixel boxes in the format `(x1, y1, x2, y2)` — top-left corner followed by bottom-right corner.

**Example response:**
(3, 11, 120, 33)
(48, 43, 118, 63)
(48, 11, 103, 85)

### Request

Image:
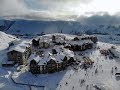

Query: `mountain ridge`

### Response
(0, 20, 120, 36)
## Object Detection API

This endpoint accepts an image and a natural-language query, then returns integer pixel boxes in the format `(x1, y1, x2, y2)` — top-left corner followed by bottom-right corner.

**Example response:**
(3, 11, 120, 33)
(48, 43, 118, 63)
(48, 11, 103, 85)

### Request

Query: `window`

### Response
(10, 51, 13, 55)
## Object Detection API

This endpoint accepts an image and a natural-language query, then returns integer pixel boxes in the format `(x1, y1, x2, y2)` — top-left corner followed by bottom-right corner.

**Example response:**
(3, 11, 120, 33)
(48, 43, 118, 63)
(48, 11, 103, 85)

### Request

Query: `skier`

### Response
(115, 66, 117, 71)
(86, 85, 89, 90)
(72, 86, 74, 90)
(111, 67, 114, 75)
(65, 82, 68, 85)
(95, 68, 98, 74)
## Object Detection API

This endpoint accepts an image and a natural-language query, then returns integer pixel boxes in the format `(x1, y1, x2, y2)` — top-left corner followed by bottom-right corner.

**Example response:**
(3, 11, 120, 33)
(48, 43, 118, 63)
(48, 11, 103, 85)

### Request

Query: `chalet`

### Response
(7, 41, 31, 65)
(64, 40, 93, 51)
(30, 56, 47, 74)
(81, 35, 98, 43)
(29, 55, 74, 74)
(28, 47, 75, 74)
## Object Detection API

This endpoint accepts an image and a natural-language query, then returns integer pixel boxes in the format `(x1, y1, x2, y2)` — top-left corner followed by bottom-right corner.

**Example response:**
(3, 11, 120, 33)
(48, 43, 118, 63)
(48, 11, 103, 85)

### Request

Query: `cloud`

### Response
(76, 12, 120, 25)
(0, 0, 94, 20)
(0, 0, 120, 24)
(31, 0, 93, 9)
(0, 0, 56, 20)
(0, 0, 28, 16)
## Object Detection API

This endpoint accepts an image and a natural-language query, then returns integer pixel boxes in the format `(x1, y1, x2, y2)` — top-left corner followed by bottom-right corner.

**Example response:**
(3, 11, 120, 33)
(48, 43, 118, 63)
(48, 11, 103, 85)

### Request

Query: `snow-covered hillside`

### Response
(0, 32, 26, 90)
(0, 31, 17, 64)
(0, 32, 120, 90)
(0, 20, 120, 36)
(0, 31, 16, 50)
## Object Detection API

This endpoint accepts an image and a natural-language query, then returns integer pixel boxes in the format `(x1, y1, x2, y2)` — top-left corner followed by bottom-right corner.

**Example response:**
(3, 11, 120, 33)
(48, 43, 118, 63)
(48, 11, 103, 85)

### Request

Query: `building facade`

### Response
(29, 56, 74, 74)
(7, 41, 31, 65)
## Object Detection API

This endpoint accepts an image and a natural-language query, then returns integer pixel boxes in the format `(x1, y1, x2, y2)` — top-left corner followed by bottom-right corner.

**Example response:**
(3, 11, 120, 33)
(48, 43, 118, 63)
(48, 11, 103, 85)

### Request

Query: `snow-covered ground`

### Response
(0, 32, 28, 90)
(0, 31, 17, 65)
(0, 32, 120, 90)
(12, 42, 120, 90)
(0, 31, 16, 51)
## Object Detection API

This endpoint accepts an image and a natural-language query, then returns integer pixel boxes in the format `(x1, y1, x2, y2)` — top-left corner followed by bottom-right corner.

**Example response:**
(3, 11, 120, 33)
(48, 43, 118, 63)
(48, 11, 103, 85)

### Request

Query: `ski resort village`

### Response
(0, 31, 120, 90)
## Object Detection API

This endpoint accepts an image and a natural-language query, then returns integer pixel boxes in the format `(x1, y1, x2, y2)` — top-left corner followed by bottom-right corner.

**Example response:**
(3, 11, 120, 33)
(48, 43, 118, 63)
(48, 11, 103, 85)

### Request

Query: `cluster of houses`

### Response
(2, 34, 98, 74)
(29, 46, 75, 74)
(64, 35, 97, 51)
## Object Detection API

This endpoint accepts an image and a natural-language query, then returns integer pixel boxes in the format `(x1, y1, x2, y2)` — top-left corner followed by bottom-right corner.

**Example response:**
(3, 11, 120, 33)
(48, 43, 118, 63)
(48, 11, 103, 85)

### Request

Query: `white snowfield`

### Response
(0, 31, 16, 51)
(0, 32, 120, 90)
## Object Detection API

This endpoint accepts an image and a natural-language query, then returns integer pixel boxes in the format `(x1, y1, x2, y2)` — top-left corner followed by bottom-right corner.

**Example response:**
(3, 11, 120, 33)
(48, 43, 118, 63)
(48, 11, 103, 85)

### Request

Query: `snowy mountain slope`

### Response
(0, 31, 16, 43)
(0, 31, 16, 50)
(0, 20, 120, 36)
(0, 31, 18, 66)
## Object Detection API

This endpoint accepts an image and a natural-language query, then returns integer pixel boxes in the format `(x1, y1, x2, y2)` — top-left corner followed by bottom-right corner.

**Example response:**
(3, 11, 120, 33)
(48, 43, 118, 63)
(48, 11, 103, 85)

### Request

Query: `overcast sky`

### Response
(0, 0, 120, 22)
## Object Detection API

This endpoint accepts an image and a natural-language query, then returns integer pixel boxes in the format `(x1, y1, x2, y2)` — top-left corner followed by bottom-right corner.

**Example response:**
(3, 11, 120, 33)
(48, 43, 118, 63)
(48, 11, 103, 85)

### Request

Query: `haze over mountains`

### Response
(0, 20, 120, 36)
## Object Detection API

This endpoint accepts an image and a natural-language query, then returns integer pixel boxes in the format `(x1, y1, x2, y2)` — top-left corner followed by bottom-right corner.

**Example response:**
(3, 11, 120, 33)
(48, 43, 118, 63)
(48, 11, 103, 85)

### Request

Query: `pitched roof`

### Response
(8, 40, 31, 53)
(28, 46, 74, 65)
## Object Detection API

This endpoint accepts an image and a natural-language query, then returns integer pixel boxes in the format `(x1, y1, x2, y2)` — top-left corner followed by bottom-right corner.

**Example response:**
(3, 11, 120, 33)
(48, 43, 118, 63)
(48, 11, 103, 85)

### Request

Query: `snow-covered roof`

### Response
(36, 33, 96, 46)
(8, 40, 31, 53)
(28, 52, 65, 65)
(39, 37, 51, 43)
(66, 40, 93, 46)
(28, 46, 74, 65)
(38, 52, 66, 65)
(80, 34, 96, 38)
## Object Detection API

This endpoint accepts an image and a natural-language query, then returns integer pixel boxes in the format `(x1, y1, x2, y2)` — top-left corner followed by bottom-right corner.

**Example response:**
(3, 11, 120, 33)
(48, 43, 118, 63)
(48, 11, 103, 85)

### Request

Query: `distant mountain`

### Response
(0, 20, 120, 36)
